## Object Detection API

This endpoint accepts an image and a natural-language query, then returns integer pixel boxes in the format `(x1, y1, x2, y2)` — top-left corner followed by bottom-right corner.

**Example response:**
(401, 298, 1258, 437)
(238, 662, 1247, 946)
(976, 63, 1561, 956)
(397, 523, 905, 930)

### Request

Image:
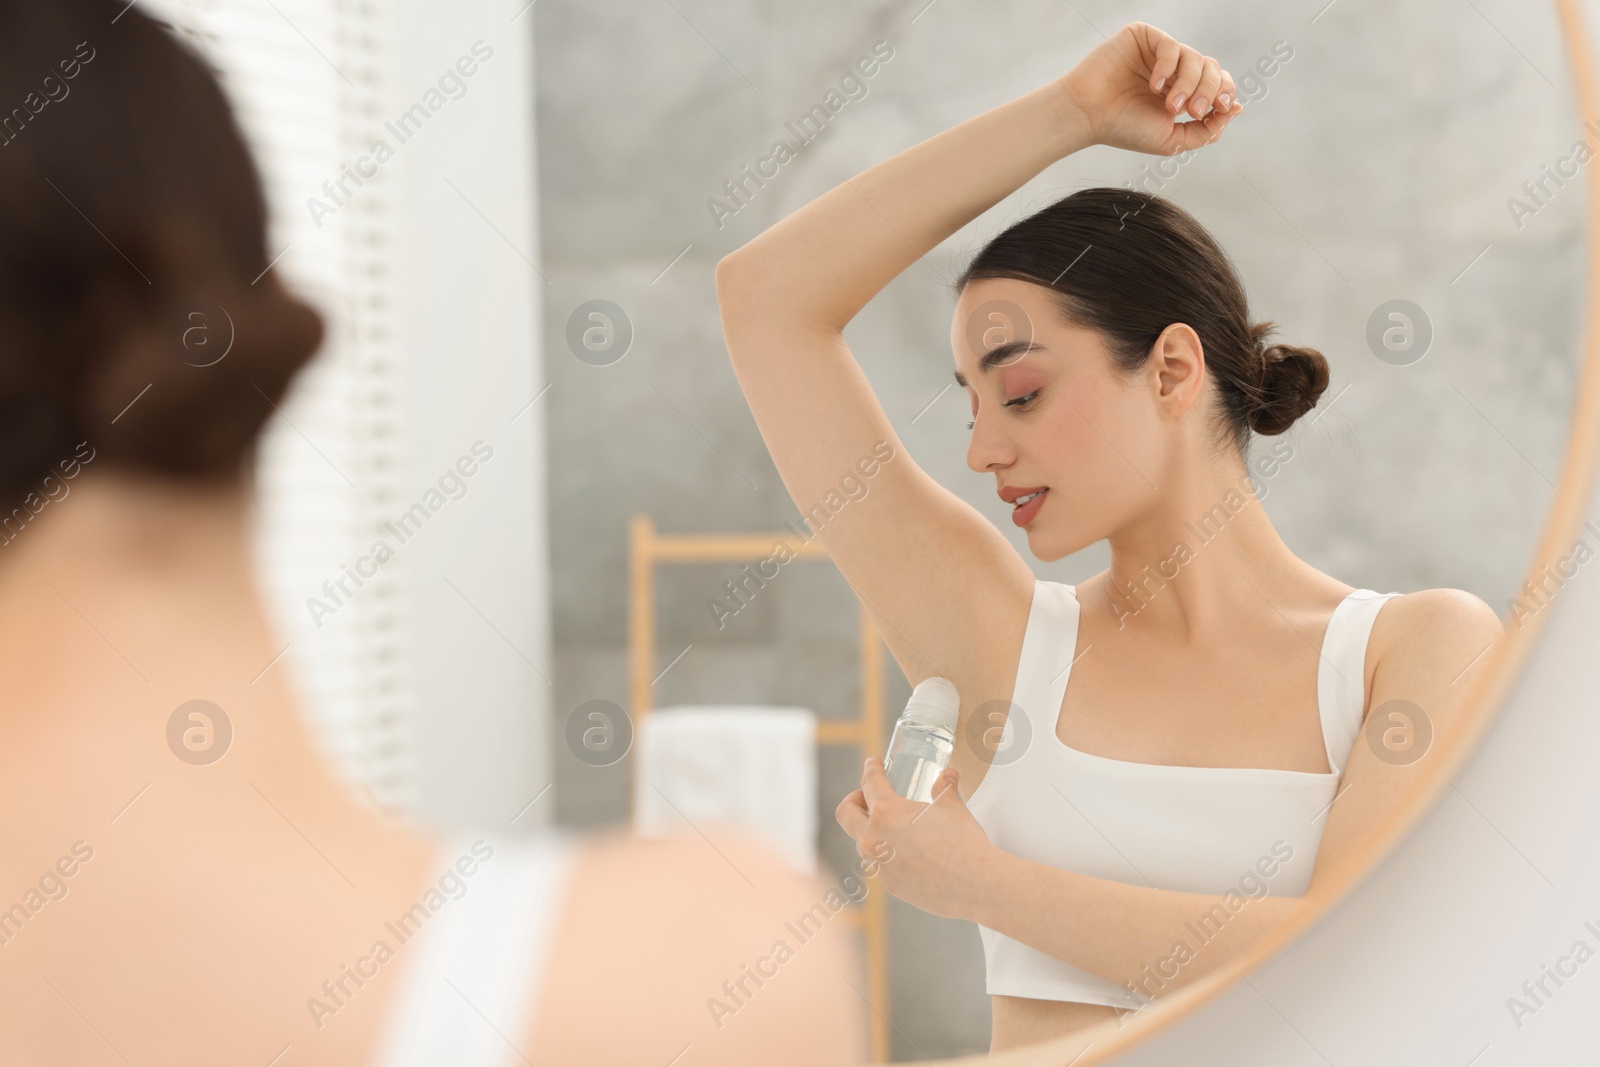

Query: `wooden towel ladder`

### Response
(626, 513, 892, 1063)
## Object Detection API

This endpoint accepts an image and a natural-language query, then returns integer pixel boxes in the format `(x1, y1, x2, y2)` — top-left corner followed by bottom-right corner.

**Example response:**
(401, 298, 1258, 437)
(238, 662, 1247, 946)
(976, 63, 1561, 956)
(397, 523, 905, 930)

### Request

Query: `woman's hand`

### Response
(1057, 22, 1242, 155)
(835, 757, 994, 921)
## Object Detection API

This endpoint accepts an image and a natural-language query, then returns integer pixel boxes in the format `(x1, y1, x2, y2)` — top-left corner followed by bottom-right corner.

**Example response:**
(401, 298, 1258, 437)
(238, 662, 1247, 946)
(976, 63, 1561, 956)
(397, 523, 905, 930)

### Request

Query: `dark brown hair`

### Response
(954, 186, 1328, 457)
(0, 0, 322, 513)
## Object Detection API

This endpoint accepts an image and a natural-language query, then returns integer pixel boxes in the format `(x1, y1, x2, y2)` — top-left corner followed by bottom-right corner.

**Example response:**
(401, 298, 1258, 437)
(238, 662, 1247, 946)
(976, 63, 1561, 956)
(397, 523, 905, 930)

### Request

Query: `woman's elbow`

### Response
(714, 248, 763, 303)
(715, 252, 801, 355)
(714, 252, 762, 342)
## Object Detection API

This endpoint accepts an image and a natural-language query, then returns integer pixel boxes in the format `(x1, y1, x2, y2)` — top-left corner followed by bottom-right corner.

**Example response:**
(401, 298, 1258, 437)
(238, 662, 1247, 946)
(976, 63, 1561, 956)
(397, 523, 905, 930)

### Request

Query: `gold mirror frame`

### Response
(925, 1, 1600, 1062)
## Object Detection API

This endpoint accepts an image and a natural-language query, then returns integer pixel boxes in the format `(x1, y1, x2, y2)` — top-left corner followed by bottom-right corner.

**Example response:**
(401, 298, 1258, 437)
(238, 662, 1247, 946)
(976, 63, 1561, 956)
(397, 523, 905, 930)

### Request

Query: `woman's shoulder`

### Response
(1369, 586, 1504, 649)
(1364, 586, 1506, 690)
(528, 826, 867, 1065)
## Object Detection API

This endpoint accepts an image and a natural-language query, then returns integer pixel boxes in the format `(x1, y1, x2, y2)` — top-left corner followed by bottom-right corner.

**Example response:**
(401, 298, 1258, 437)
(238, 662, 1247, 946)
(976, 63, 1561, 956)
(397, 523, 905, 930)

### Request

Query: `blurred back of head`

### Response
(0, 0, 323, 513)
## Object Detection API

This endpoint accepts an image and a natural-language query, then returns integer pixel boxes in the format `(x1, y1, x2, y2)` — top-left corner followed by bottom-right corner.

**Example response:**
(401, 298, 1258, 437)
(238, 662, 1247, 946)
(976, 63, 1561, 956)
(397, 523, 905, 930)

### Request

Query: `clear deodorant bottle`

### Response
(883, 677, 960, 802)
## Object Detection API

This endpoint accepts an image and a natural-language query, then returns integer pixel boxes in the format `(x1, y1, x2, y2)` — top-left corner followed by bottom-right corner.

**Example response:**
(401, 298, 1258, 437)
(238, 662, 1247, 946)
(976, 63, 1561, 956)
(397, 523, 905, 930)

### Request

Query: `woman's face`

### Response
(952, 277, 1175, 561)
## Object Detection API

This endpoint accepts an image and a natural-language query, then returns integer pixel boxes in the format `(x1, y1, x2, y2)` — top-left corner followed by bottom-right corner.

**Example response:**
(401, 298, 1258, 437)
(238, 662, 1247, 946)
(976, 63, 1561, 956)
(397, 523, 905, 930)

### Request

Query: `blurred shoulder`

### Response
(528, 826, 867, 1067)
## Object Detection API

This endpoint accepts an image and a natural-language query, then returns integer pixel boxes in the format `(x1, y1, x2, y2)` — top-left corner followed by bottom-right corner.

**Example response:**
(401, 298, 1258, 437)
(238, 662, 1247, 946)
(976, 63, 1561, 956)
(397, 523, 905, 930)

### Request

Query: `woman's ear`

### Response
(1150, 322, 1206, 419)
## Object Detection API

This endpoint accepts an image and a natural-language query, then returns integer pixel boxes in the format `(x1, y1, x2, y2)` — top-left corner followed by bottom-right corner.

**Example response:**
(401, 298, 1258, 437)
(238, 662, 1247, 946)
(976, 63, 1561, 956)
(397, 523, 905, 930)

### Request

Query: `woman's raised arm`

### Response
(714, 23, 1242, 690)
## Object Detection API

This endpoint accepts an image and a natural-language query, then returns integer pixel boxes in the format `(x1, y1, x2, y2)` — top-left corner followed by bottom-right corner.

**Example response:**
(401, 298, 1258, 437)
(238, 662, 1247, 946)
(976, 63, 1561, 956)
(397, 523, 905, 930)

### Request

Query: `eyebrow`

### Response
(953, 340, 1047, 387)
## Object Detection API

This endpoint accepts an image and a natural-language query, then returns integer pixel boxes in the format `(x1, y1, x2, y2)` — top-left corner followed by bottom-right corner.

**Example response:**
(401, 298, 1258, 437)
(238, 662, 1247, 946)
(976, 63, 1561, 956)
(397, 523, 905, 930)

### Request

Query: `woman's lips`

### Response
(1011, 487, 1048, 527)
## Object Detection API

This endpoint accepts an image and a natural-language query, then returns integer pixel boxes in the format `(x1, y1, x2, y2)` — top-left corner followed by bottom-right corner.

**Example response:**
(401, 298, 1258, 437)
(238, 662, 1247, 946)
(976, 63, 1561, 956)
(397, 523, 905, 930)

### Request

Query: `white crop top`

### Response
(966, 579, 1401, 1008)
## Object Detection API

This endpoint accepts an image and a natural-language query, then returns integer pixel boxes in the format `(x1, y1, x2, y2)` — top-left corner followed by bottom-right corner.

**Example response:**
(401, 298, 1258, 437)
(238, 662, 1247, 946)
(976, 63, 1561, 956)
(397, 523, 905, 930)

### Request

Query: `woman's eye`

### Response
(965, 391, 1039, 431)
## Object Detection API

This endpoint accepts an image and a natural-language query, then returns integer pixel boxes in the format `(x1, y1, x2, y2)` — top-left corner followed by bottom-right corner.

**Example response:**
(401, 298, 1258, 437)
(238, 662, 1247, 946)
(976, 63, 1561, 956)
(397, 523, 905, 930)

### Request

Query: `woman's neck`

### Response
(0, 466, 376, 835)
(1096, 447, 1335, 638)
(0, 468, 436, 1067)
(1, 463, 258, 592)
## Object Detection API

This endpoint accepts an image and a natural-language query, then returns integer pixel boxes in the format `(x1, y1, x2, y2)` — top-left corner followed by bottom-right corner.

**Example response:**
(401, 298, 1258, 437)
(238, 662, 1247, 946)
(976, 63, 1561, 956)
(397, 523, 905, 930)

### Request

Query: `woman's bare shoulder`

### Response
(1371, 586, 1505, 655)
(1364, 586, 1506, 706)
(527, 826, 868, 1066)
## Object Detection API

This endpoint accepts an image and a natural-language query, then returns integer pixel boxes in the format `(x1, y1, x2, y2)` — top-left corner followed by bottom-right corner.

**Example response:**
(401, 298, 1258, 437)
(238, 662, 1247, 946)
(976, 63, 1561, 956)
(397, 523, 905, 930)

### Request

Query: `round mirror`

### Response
(547, 2, 1591, 1060)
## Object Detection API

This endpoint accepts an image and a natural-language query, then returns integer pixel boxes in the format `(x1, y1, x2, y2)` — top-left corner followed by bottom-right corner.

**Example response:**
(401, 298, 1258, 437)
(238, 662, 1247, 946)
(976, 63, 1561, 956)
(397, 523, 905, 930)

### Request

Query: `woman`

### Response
(0, 4, 863, 1065)
(717, 20, 1503, 1051)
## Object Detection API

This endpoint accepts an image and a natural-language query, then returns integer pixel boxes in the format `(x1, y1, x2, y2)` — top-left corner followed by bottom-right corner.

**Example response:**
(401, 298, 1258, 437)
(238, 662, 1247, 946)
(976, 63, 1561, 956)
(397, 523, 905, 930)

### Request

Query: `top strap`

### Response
(1318, 590, 1405, 778)
(1006, 580, 1079, 764)
(369, 831, 580, 1067)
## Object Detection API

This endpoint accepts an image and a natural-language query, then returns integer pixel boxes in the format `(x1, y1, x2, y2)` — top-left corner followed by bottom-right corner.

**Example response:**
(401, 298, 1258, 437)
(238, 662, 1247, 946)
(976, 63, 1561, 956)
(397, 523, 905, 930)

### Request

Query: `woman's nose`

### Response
(965, 413, 1011, 474)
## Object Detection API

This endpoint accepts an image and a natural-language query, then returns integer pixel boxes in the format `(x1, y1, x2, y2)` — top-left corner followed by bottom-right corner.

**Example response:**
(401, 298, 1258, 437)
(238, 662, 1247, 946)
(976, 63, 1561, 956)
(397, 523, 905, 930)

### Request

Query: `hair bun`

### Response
(76, 271, 324, 478)
(1246, 321, 1329, 436)
(32, 211, 325, 485)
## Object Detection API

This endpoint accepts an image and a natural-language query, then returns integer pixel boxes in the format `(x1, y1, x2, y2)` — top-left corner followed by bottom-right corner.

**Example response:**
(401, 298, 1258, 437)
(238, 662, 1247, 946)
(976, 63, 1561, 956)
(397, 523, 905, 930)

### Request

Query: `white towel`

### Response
(633, 705, 817, 875)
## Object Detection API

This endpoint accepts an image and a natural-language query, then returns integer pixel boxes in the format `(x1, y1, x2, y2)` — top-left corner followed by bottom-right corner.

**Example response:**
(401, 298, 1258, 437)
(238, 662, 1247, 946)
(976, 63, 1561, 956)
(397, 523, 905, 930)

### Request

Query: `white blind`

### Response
(146, 0, 415, 812)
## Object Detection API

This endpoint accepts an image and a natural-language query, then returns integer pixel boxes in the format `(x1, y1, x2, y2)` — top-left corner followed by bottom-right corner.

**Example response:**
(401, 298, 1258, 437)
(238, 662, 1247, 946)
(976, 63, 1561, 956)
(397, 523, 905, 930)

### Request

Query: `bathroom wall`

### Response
(535, 0, 1584, 1056)
(390, 0, 551, 831)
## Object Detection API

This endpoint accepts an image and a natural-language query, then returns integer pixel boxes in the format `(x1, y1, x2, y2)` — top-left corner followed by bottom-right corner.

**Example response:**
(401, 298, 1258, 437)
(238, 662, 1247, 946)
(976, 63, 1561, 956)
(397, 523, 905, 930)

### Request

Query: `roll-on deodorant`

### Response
(883, 677, 960, 802)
